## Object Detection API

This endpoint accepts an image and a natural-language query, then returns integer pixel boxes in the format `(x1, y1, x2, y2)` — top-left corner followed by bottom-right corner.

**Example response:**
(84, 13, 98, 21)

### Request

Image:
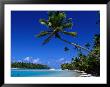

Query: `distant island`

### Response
(11, 62, 50, 69)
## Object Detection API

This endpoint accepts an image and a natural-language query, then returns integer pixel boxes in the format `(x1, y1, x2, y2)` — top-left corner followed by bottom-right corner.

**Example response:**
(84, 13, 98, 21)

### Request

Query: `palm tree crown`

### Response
(36, 11, 90, 52)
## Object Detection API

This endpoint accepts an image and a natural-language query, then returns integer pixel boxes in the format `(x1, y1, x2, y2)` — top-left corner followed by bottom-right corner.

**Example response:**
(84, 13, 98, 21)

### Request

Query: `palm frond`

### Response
(42, 31, 56, 45)
(63, 31, 77, 37)
(58, 12, 66, 20)
(36, 31, 50, 38)
(39, 19, 48, 26)
(67, 18, 72, 22)
(63, 22, 73, 29)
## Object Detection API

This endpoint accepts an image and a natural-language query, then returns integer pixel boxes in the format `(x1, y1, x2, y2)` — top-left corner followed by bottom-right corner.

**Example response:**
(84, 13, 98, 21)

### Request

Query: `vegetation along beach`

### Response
(11, 11, 100, 77)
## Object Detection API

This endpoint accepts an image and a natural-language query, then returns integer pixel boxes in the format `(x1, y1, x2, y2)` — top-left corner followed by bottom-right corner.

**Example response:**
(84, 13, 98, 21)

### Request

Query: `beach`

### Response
(11, 68, 81, 77)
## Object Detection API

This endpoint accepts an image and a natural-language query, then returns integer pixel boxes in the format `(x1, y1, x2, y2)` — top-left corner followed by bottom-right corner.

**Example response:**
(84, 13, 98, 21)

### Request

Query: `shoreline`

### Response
(74, 69, 96, 77)
(11, 68, 62, 71)
(11, 68, 97, 77)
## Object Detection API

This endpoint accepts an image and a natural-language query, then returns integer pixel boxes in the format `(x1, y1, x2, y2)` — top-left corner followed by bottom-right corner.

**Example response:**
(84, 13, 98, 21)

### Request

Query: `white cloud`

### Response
(56, 58, 71, 64)
(12, 56, 42, 64)
(58, 58, 65, 62)
(32, 58, 40, 64)
(64, 61, 71, 63)
(56, 58, 65, 63)
(24, 57, 33, 62)
(17, 60, 22, 62)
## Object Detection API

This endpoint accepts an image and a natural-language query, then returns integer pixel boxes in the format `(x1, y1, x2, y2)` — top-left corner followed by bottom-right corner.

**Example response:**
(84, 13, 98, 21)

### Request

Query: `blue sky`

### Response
(11, 11, 100, 69)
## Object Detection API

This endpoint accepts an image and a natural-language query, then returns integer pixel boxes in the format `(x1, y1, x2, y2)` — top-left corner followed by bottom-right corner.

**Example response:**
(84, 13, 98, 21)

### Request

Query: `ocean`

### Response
(11, 69, 81, 77)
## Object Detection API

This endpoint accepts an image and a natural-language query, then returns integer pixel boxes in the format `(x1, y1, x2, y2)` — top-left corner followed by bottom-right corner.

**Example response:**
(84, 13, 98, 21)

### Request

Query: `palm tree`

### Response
(94, 34, 100, 48)
(72, 57, 80, 70)
(64, 47, 69, 51)
(36, 11, 90, 52)
(85, 43, 90, 49)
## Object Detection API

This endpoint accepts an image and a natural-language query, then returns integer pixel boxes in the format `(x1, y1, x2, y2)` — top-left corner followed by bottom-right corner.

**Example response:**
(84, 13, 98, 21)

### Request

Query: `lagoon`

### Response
(11, 69, 81, 77)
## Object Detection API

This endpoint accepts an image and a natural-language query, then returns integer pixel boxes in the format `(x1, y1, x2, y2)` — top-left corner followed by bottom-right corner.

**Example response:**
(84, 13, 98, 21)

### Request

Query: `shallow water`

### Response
(11, 69, 81, 77)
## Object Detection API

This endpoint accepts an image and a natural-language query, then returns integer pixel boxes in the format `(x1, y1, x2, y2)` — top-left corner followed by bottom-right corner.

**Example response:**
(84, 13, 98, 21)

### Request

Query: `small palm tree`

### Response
(64, 47, 69, 51)
(85, 43, 90, 49)
(36, 11, 90, 52)
(94, 34, 100, 47)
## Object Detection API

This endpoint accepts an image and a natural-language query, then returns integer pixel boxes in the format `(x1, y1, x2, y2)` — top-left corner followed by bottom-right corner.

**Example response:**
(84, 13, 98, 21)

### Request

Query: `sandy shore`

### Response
(12, 68, 20, 69)
(74, 70, 96, 77)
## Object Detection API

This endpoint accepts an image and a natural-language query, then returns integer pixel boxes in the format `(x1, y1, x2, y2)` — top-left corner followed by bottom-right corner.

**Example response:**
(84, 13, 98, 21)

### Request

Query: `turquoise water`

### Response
(11, 69, 81, 77)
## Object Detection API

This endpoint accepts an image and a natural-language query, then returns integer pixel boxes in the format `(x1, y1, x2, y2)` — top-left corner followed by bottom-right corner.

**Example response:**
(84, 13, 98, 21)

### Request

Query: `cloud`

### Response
(23, 57, 41, 64)
(58, 58, 65, 62)
(12, 56, 42, 64)
(32, 58, 40, 64)
(64, 60, 71, 63)
(24, 57, 32, 62)
(56, 58, 71, 64)
(56, 58, 65, 63)
(17, 60, 22, 62)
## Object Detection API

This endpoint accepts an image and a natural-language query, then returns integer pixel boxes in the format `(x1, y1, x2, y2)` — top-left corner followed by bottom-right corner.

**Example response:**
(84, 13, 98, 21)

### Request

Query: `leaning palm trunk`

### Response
(37, 11, 98, 58)
(57, 37, 98, 57)
(57, 37, 90, 52)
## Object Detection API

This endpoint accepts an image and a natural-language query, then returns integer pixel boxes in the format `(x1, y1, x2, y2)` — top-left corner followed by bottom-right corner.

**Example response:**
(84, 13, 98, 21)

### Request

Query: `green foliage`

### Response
(36, 11, 100, 76)
(62, 31, 77, 37)
(39, 19, 48, 26)
(85, 43, 90, 49)
(37, 11, 77, 45)
(36, 31, 50, 38)
(61, 63, 73, 70)
(61, 34, 100, 76)
(36, 11, 90, 52)
(11, 62, 50, 69)
(94, 34, 100, 48)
